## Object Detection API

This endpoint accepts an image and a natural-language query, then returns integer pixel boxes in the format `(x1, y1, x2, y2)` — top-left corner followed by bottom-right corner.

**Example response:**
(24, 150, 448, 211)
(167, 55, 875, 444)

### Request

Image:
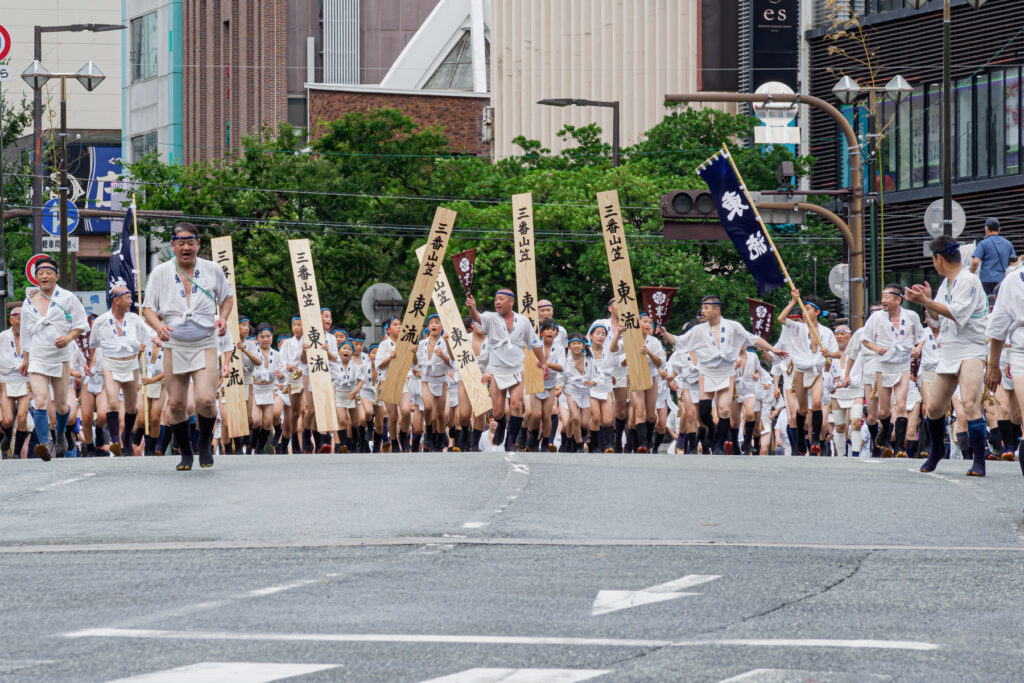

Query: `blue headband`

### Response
(426, 313, 439, 324)
(496, 289, 515, 299)
(340, 341, 354, 352)
(368, 343, 379, 351)
(291, 316, 302, 322)
(588, 323, 609, 335)
(320, 307, 331, 312)
(944, 241, 960, 255)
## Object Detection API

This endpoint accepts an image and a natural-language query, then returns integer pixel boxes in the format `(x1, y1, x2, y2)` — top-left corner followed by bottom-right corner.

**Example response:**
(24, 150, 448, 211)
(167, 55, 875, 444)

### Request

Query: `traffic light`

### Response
(660, 190, 717, 221)
(660, 190, 728, 241)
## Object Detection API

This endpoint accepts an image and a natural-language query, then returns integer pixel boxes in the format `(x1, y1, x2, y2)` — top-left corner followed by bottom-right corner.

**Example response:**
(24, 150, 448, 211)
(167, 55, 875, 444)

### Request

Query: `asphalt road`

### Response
(2, 453, 1022, 682)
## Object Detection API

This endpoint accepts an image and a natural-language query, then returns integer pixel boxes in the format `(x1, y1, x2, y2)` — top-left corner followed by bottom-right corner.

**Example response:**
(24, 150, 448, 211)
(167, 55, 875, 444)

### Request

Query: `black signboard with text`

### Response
(752, 0, 799, 91)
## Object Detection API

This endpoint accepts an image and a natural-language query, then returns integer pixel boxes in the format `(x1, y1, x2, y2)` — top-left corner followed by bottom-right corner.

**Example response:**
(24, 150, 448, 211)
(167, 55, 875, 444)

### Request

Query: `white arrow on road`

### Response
(591, 574, 721, 616)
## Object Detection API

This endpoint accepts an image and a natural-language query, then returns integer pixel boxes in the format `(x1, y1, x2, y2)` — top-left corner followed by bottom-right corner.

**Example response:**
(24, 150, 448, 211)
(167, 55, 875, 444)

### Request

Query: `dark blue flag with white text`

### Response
(107, 205, 138, 311)
(697, 152, 786, 295)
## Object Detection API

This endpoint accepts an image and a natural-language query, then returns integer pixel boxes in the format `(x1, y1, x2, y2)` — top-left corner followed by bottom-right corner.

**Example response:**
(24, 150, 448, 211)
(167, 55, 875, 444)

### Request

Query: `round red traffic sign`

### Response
(25, 254, 49, 287)
(0, 25, 11, 62)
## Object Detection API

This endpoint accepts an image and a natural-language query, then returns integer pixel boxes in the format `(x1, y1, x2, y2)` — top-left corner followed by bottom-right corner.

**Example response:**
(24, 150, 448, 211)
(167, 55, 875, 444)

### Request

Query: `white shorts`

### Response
(4, 381, 28, 398)
(876, 363, 908, 389)
(794, 366, 822, 388)
(253, 382, 276, 406)
(28, 356, 67, 378)
(102, 356, 139, 384)
(287, 375, 304, 394)
(612, 365, 628, 388)
(334, 390, 356, 409)
(490, 368, 522, 391)
(919, 367, 936, 384)
(1000, 364, 1014, 391)
(862, 358, 880, 388)
(735, 378, 757, 403)
(422, 376, 447, 398)
(700, 364, 734, 394)
(936, 355, 985, 376)
(145, 381, 163, 400)
(449, 381, 460, 408)
(565, 385, 589, 408)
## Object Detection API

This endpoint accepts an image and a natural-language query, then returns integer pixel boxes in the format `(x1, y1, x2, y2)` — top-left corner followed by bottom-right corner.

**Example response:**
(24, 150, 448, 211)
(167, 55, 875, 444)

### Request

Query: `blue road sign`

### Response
(41, 197, 80, 236)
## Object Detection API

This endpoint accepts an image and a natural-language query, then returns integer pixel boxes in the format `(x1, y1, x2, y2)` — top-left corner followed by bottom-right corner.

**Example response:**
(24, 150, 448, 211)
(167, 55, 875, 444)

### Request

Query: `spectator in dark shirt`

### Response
(970, 217, 1017, 294)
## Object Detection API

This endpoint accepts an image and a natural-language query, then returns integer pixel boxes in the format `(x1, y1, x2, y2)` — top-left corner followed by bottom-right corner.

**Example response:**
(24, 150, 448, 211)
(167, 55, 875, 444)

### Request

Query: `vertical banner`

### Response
(417, 245, 492, 417)
(596, 190, 652, 391)
(641, 287, 678, 329)
(211, 236, 249, 439)
(380, 207, 457, 405)
(288, 239, 339, 432)
(747, 297, 776, 341)
(451, 248, 477, 296)
(512, 192, 544, 394)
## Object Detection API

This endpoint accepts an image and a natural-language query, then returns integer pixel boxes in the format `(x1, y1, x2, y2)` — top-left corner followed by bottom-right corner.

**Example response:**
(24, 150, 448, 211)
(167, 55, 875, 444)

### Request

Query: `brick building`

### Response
(182, 0, 320, 164)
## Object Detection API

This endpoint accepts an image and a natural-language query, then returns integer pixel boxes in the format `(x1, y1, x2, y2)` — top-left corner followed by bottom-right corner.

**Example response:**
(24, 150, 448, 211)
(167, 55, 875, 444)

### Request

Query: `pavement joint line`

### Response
(4, 537, 1024, 554)
(34, 473, 96, 492)
(58, 628, 942, 651)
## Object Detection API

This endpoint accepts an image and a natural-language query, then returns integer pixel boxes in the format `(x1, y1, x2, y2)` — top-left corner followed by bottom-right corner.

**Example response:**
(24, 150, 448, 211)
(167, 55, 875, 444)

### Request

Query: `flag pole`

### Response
(130, 195, 149, 438)
(719, 144, 823, 349)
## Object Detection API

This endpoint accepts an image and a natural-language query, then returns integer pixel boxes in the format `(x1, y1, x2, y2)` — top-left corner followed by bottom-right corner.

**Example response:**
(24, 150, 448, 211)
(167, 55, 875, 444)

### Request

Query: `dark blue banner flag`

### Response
(107, 205, 138, 311)
(697, 152, 786, 295)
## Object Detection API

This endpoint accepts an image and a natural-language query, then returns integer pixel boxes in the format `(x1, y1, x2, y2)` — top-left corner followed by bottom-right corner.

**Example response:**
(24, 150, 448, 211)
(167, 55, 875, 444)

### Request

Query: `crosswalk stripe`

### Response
(418, 668, 611, 683)
(719, 669, 892, 682)
(105, 661, 341, 683)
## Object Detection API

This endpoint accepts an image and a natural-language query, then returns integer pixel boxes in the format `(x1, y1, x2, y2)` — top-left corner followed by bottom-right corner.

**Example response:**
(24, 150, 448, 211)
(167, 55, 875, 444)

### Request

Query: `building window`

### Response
(423, 31, 489, 90)
(131, 131, 158, 161)
(131, 12, 158, 81)
(874, 64, 1024, 192)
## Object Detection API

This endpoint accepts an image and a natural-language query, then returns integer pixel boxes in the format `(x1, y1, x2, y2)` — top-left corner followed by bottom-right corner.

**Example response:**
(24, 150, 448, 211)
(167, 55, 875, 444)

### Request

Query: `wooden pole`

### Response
(287, 239, 339, 432)
(211, 236, 249, 438)
(416, 244, 492, 417)
(511, 193, 544, 394)
(131, 196, 149, 435)
(380, 207, 457, 405)
(596, 190, 652, 391)
(719, 144, 823, 349)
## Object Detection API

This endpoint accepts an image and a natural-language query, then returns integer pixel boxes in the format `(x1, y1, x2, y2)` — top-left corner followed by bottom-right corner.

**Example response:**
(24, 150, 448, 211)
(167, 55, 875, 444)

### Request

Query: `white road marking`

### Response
(591, 574, 721, 616)
(245, 579, 322, 598)
(719, 669, 891, 682)
(34, 473, 96, 492)
(462, 522, 489, 529)
(105, 661, 339, 682)
(419, 668, 610, 682)
(62, 628, 940, 651)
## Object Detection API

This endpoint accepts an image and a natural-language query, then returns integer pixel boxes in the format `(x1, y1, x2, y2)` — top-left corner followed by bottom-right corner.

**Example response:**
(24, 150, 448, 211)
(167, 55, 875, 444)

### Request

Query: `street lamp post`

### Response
(537, 98, 620, 167)
(905, 0, 988, 236)
(23, 60, 107, 289)
(30, 23, 124, 254)
(833, 74, 912, 302)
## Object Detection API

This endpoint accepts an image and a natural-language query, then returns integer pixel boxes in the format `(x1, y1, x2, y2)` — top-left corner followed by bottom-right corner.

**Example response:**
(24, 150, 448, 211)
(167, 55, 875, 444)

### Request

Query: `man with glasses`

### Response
(88, 285, 158, 456)
(19, 256, 89, 460)
(143, 223, 233, 471)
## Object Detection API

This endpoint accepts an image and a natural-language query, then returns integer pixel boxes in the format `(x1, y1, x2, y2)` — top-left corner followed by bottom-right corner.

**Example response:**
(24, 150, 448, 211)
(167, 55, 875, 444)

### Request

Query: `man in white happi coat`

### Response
(667, 295, 788, 455)
(19, 256, 88, 460)
(466, 288, 549, 450)
(0, 308, 31, 458)
(88, 285, 158, 456)
(143, 223, 233, 471)
(905, 235, 989, 476)
(984, 268, 1024, 482)
(861, 284, 926, 457)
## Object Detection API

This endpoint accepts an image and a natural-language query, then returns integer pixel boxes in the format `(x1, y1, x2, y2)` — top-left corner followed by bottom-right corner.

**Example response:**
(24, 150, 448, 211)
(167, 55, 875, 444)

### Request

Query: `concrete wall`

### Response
(490, 0, 711, 159)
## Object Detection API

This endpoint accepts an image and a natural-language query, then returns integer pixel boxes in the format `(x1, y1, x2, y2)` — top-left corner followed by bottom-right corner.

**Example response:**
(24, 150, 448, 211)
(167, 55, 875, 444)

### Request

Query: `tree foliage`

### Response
(125, 106, 843, 336)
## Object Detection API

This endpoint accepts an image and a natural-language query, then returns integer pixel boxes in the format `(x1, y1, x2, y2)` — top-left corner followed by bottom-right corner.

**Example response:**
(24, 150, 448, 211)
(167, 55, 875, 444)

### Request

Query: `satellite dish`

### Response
(361, 282, 404, 325)
(924, 199, 966, 239)
(828, 263, 849, 301)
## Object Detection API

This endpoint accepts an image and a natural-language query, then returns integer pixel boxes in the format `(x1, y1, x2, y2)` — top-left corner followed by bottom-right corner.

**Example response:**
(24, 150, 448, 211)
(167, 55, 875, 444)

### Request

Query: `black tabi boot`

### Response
(197, 414, 217, 468)
(867, 422, 879, 457)
(920, 417, 947, 472)
(399, 431, 411, 453)
(794, 412, 807, 455)
(144, 435, 157, 456)
(614, 417, 627, 453)
(635, 423, 649, 453)
(877, 417, 893, 457)
(713, 420, 730, 455)
(471, 428, 483, 451)
(811, 410, 824, 453)
(742, 420, 756, 455)
(893, 417, 909, 457)
(493, 416, 508, 446)
(106, 411, 122, 456)
(171, 421, 193, 470)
